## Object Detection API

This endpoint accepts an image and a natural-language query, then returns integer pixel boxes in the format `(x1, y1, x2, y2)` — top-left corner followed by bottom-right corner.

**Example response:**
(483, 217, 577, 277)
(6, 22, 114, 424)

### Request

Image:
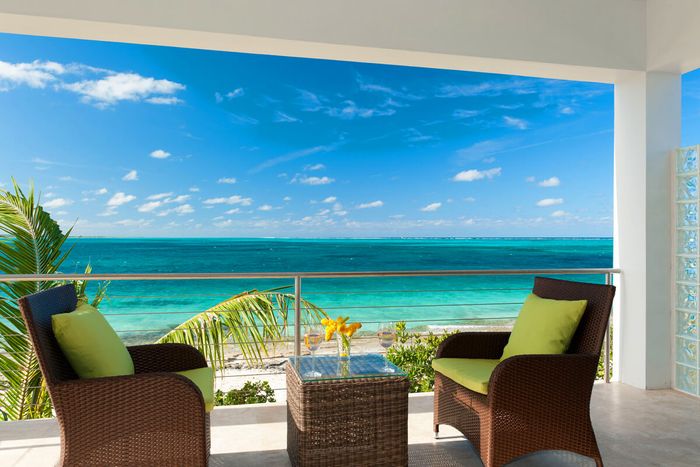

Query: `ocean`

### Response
(62, 237, 613, 341)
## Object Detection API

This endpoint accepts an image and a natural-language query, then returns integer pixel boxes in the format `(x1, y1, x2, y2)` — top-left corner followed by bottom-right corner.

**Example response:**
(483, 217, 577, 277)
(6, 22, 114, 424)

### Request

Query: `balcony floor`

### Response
(1, 383, 699, 466)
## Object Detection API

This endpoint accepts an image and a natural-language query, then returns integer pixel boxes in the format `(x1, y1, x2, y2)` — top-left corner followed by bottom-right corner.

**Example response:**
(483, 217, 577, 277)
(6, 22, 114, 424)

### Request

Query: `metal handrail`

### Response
(0, 267, 619, 381)
(0, 268, 620, 282)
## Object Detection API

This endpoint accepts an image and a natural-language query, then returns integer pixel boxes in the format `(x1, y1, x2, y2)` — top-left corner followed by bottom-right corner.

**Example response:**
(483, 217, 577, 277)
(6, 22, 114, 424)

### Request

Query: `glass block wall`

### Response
(675, 145, 700, 396)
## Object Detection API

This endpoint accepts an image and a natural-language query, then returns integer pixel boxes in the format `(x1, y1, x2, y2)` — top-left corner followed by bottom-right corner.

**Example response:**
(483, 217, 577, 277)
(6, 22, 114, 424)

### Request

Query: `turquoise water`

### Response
(62, 238, 613, 341)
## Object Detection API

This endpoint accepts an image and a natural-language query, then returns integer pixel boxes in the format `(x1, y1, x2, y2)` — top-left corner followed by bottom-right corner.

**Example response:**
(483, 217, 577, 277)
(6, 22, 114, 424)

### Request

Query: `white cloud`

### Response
(551, 210, 568, 217)
(452, 167, 502, 182)
(456, 140, 509, 162)
(98, 207, 118, 217)
(538, 176, 561, 187)
(559, 106, 575, 115)
(421, 202, 442, 212)
(283, 196, 292, 202)
(107, 192, 136, 207)
(167, 194, 190, 204)
(43, 198, 72, 209)
(147, 192, 173, 200)
(150, 149, 171, 159)
(189, 186, 200, 192)
(325, 100, 395, 119)
(536, 198, 564, 207)
(274, 111, 300, 123)
(0, 60, 64, 91)
(95, 187, 108, 195)
(122, 170, 138, 181)
(452, 109, 480, 119)
(357, 200, 384, 209)
(226, 88, 244, 99)
(294, 175, 335, 186)
(306, 163, 326, 171)
(145, 96, 183, 105)
(482, 157, 496, 163)
(225, 208, 241, 215)
(258, 204, 273, 211)
(63, 72, 185, 108)
(503, 116, 529, 130)
(114, 219, 152, 228)
(160, 204, 194, 216)
(138, 201, 162, 212)
(525, 176, 536, 183)
(214, 219, 233, 228)
(203, 195, 253, 206)
(322, 196, 337, 203)
(217, 177, 237, 184)
(464, 197, 476, 203)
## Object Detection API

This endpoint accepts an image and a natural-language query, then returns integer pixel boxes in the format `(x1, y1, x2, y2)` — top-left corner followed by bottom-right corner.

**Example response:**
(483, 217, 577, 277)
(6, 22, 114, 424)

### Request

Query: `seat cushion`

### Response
(501, 293, 587, 361)
(175, 367, 215, 412)
(52, 303, 134, 379)
(432, 358, 500, 395)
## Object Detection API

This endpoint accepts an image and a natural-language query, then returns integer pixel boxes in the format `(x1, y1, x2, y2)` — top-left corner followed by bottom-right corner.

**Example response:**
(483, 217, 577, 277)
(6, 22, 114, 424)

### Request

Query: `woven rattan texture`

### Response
(433, 277, 615, 467)
(286, 362, 409, 466)
(19, 284, 211, 466)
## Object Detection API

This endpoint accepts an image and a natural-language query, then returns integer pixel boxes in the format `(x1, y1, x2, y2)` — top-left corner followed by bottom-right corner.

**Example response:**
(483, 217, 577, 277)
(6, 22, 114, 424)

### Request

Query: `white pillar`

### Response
(613, 71, 680, 389)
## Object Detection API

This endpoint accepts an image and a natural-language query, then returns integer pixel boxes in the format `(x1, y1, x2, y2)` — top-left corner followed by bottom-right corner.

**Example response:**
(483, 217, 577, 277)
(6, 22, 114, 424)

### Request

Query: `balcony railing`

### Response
(0, 268, 619, 401)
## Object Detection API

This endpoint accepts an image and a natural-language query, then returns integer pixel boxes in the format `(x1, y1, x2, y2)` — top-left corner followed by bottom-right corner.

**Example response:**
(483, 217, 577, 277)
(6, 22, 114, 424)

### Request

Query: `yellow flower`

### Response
(345, 322, 362, 337)
(321, 318, 330, 326)
(324, 323, 336, 341)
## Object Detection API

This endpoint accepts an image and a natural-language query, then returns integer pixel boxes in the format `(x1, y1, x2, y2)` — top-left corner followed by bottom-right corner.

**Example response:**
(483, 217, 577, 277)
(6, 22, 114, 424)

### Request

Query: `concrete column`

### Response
(613, 71, 680, 389)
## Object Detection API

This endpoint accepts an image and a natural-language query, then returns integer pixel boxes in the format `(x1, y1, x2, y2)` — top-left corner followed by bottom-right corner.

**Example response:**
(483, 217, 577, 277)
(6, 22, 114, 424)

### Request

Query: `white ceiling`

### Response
(0, 0, 697, 82)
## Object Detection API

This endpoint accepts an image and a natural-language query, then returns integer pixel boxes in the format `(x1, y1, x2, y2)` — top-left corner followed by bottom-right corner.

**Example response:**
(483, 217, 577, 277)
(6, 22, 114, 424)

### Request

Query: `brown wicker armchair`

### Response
(433, 277, 616, 467)
(19, 284, 211, 466)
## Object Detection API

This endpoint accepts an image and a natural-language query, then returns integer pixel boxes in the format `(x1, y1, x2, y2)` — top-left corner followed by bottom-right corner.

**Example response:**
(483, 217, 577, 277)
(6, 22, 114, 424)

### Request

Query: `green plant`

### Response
(596, 325, 613, 380)
(386, 322, 455, 393)
(0, 181, 106, 421)
(158, 288, 327, 371)
(215, 380, 276, 405)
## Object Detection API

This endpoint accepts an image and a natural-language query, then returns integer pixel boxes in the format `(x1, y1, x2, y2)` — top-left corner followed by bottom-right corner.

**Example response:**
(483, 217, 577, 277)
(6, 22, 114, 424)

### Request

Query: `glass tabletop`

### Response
(288, 354, 407, 382)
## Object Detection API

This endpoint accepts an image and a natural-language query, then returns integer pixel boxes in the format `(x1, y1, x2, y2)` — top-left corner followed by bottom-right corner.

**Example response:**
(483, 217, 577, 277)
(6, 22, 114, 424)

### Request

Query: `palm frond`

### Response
(157, 289, 326, 371)
(0, 180, 73, 420)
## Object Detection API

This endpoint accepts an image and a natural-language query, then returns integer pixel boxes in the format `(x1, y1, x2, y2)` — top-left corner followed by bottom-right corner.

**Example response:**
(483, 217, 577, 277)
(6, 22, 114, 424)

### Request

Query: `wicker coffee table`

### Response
(286, 354, 409, 467)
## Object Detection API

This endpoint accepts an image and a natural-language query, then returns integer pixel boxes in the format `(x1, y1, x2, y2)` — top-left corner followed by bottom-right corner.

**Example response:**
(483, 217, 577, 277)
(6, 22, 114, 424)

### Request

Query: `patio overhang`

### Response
(0, 0, 698, 391)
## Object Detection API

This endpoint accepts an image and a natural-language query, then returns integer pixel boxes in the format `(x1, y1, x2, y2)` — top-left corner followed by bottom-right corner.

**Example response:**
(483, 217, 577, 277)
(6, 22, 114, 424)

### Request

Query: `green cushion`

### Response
(175, 367, 215, 412)
(501, 293, 587, 361)
(52, 303, 134, 379)
(432, 358, 500, 395)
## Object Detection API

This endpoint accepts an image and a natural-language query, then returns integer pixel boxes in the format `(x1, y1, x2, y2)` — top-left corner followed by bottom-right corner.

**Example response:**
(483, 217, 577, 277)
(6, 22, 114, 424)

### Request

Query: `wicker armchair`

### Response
(19, 284, 211, 466)
(433, 277, 616, 467)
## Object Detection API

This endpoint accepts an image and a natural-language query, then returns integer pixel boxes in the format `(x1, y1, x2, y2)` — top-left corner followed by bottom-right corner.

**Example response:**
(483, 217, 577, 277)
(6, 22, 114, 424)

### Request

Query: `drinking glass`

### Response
(303, 324, 323, 377)
(377, 322, 396, 373)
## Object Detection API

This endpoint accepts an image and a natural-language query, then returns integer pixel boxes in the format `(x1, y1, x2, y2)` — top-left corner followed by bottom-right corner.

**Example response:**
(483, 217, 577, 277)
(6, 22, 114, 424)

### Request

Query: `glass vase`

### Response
(336, 332, 352, 359)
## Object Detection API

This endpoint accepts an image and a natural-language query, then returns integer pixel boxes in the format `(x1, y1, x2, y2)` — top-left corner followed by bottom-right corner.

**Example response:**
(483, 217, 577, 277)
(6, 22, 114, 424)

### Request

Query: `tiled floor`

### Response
(1, 383, 699, 466)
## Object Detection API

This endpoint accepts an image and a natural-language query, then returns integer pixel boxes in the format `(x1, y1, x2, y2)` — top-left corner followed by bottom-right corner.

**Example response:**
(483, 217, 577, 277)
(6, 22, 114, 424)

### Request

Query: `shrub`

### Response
(215, 380, 276, 406)
(386, 322, 455, 393)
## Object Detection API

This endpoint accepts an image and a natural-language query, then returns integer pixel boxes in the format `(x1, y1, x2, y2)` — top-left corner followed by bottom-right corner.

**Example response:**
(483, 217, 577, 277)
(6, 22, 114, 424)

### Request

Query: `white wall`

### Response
(614, 71, 680, 388)
(0, 0, 646, 82)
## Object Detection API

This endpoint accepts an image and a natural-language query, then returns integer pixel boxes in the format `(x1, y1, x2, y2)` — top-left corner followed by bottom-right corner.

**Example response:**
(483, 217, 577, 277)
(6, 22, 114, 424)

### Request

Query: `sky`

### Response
(0, 32, 625, 237)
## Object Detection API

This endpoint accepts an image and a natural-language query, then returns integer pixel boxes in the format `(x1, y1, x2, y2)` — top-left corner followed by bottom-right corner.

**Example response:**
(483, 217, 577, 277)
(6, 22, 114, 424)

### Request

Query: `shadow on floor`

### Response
(210, 440, 483, 467)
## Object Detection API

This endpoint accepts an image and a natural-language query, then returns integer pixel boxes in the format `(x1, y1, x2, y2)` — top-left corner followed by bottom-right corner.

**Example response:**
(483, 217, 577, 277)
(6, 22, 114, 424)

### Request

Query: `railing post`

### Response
(604, 272, 612, 383)
(294, 276, 302, 357)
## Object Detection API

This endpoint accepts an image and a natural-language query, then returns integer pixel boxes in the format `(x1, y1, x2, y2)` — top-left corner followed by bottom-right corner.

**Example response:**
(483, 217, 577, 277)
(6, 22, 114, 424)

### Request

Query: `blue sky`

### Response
(0, 32, 623, 237)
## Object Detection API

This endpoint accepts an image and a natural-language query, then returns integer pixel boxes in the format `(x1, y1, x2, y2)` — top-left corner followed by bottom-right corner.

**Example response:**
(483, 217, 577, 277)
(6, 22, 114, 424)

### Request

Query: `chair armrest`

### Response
(53, 373, 207, 461)
(435, 332, 511, 359)
(127, 343, 208, 373)
(488, 353, 599, 406)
